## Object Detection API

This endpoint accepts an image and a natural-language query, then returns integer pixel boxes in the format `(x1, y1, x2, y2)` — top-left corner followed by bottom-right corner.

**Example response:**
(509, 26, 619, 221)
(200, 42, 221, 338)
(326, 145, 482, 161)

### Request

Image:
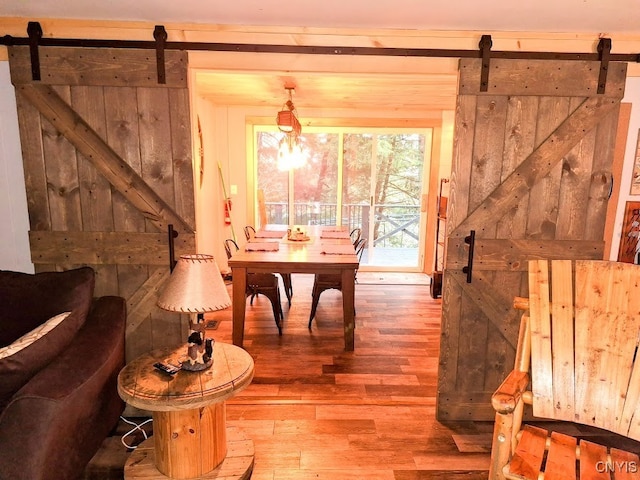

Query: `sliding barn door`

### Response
(8, 46, 196, 362)
(437, 58, 627, 420)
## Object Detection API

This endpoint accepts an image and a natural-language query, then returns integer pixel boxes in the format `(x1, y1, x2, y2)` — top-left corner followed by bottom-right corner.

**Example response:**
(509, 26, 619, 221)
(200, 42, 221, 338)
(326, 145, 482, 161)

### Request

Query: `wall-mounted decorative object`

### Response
(617, 201, 640, 264)
(630, 130, 640, 195)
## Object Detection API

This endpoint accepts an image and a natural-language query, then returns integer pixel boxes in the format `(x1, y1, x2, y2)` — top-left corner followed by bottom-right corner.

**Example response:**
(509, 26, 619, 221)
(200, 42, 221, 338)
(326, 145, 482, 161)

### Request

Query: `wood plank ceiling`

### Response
(193, 70, 459, 112)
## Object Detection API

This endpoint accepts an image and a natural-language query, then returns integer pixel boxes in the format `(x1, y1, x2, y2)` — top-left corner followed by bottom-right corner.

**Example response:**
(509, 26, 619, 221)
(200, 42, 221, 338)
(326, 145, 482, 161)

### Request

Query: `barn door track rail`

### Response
(2, 21, 639, 92)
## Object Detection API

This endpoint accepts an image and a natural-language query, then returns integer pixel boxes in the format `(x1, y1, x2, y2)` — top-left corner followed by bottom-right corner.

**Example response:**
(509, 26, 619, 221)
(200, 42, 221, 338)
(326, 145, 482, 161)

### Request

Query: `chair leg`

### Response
(267, 289, 283, 335)
(308, 284, 321, 329)
(281, 274, 293, 306)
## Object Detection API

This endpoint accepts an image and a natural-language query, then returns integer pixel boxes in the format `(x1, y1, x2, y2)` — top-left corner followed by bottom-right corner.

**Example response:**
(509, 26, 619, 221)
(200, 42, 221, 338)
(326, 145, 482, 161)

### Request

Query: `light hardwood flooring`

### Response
(86, 274, 493, 479)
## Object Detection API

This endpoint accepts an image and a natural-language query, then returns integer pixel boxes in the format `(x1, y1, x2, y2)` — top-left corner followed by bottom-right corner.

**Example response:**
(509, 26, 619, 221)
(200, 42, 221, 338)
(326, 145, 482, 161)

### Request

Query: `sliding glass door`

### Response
(255, 126, 431, 271)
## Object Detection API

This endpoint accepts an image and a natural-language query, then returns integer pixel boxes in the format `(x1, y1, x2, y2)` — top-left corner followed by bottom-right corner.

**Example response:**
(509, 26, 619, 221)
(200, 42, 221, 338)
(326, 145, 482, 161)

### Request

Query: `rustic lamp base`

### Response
(181, 357, 213, 371)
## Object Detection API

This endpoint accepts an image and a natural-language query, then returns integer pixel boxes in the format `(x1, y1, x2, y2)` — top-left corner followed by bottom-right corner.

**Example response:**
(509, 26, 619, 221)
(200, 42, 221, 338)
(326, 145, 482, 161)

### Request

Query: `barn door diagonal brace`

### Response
(597, 37, 611, 94)
(27, 21, 42, 81)
(153, 25, 167, 84)
(450, 96, 620, 237)
(16, 83, 195, 234)
(479, 35, 492, 92)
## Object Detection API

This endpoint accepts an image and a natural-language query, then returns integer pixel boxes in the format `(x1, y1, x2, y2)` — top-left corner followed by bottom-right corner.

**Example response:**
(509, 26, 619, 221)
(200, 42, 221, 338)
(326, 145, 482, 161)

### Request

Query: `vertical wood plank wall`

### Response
(8, 46, 196, 362)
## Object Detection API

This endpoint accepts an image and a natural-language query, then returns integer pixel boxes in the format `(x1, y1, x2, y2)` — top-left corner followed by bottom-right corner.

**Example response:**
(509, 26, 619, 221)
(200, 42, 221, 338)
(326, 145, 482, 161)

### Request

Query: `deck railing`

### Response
(265, 202, 420, 248)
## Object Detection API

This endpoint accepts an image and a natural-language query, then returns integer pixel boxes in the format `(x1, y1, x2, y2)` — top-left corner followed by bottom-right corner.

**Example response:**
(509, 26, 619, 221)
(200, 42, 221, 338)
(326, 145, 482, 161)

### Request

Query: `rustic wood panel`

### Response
(497, 96, 538, 238)
(445, 239, 604, 271)
(72, 86, 114, 232)
(446, 94, 475, 233)
(14, 93, 49, 231)
(525, 96, 569, 240)
(467, 96, 508, 216)
(103, 86, 146, 231)
(556, 97, 597, 241)
(71, 85, 117, 295)
(125, 269, 170, 336)
(133, 86, 189, 350)
(168, 88, 196, 228)
(15, 83, 193, 234)
(102, 85, 155, 359)
(28, 231, 196, 265)
(8, 46, 187, 88)
(452, 96, 620, 238)
(44, 85, 82, 233)
(9, 46, 195, 363)
(586, 103, 621, 239)
(458, 59, 626, 98)
(438, 58, 626, 421)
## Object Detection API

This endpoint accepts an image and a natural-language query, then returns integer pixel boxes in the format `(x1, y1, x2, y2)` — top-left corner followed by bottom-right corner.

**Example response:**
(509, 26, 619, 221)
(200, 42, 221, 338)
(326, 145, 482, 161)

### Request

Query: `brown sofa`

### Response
(0, 267, 126, 480)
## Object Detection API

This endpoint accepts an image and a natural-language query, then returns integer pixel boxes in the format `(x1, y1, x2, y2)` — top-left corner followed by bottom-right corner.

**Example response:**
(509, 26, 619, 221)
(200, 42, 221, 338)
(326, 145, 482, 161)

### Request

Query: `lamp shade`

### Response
(157, 254, 231, 313)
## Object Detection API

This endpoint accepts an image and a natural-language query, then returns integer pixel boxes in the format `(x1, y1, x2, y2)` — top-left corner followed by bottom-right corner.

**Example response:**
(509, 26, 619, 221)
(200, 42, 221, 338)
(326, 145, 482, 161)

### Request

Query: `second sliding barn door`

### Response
(437, 58, 627, 420)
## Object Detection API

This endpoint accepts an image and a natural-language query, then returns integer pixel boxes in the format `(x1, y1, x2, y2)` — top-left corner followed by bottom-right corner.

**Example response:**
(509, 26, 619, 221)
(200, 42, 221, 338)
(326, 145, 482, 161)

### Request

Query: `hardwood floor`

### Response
(85, 274, 493, 479)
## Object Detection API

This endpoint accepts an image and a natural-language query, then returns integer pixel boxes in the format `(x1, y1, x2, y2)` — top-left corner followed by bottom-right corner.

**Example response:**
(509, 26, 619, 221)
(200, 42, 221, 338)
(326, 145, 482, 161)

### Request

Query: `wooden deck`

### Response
(360, 246, 419, 268)
(84, 274, 492, 479)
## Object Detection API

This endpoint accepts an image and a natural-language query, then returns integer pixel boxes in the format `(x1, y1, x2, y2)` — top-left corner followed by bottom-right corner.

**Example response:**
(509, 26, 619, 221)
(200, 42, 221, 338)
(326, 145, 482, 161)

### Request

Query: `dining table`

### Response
(227, 225, 360, 351)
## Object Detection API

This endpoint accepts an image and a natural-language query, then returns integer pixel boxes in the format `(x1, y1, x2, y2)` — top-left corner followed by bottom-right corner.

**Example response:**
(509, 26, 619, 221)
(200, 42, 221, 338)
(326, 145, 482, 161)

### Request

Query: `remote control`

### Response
(153, 362, 180, 375)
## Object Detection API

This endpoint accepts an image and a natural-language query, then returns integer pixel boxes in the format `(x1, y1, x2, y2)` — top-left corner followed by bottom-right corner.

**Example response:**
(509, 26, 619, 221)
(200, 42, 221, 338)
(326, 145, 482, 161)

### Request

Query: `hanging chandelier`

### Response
(276, 86, 306, 171)
(276, 87, 301, 136)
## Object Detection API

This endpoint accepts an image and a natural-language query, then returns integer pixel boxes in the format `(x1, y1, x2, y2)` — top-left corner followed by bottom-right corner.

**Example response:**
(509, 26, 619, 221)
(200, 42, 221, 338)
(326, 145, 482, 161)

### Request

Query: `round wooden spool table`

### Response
(117, 342, 255, 479)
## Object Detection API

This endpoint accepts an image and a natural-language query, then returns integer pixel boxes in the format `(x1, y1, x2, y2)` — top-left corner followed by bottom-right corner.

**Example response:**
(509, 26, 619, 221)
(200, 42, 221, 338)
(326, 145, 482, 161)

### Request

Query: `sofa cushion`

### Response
(0, 312, 71, 360)
(0, 267, 95, 410)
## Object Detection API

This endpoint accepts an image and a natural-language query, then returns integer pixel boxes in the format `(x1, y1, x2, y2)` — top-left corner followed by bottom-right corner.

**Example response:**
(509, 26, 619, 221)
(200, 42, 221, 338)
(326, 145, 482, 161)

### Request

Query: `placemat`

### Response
(322, 226, 348, 232)
(321, 244, 356, 255)
(254, 230, 286, 239)
(245, 241, 279, 252)
(320, 231, 350, 239)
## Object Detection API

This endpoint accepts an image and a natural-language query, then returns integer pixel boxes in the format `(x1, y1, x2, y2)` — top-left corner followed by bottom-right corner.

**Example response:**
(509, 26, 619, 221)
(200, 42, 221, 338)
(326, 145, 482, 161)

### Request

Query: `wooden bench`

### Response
(488, 259, 640, 480)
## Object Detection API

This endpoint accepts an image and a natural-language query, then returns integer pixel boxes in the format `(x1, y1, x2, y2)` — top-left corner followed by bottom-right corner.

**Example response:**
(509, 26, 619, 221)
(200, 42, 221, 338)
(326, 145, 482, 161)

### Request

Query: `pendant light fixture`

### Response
(276, 86, 306, 171)
(276, 87, 301, 136)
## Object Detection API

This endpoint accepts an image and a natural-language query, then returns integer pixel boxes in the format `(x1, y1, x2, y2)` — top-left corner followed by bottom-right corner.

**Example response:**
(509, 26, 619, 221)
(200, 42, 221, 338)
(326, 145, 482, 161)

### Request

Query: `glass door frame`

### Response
(251, 124, 433, 273)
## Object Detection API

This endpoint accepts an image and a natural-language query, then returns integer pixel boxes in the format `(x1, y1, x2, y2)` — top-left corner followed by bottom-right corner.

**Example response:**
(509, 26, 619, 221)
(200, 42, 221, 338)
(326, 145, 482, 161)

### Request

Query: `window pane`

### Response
(293, 133, 339, 225)
(374, 134, 424, 251)
(257, 131, 289, 225)
(342, 133, 372, 229)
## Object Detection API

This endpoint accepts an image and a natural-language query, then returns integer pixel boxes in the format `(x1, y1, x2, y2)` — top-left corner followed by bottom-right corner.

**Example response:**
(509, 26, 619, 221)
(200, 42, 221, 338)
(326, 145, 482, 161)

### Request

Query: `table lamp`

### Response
(157, 253, 231, 371)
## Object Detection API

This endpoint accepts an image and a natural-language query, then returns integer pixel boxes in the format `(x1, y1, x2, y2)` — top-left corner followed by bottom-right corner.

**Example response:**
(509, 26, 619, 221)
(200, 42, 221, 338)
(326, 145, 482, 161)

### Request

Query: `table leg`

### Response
(153, 403, 226, 479)
(341, 268, 356, 351)
(232, 266, 247, 347)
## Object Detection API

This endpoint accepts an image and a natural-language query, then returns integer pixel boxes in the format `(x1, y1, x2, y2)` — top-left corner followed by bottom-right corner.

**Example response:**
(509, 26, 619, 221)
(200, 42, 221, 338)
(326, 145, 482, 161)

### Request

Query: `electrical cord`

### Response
(119, 416, 153, 449)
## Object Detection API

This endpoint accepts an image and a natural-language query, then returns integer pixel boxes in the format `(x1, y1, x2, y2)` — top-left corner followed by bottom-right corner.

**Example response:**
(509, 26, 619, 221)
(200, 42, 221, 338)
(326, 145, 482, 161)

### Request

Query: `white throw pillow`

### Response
(0, 312, 71, 360)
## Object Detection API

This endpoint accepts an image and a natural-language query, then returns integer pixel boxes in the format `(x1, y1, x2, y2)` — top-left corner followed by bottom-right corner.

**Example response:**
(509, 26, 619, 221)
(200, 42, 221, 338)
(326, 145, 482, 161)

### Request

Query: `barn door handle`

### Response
(462, 230, 475, 283)
(167, 224, 179, 272)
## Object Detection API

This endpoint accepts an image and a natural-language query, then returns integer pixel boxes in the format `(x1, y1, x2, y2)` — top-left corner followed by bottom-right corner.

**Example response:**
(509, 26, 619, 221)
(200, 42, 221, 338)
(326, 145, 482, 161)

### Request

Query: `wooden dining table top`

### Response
(227, 225, 359, 272)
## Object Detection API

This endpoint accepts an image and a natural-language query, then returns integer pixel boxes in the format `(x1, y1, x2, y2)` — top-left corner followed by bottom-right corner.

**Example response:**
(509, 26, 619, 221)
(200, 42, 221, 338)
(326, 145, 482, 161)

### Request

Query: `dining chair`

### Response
(308, 238, 366, 328)
(223, 238, 284, 334)
(243, 225, 293, 306)
(488, 259, 640, 479)
(349, 227, 361, 245)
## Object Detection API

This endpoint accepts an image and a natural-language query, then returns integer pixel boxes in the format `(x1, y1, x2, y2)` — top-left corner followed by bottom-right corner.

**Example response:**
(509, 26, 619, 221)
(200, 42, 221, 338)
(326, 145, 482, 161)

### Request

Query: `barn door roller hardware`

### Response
(597, 37, 611, 94)
(27, 21, 42, 81)
(153, 25, 167, 85)
(479, 35, 492, 92)
(6, 22, 640, 86)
